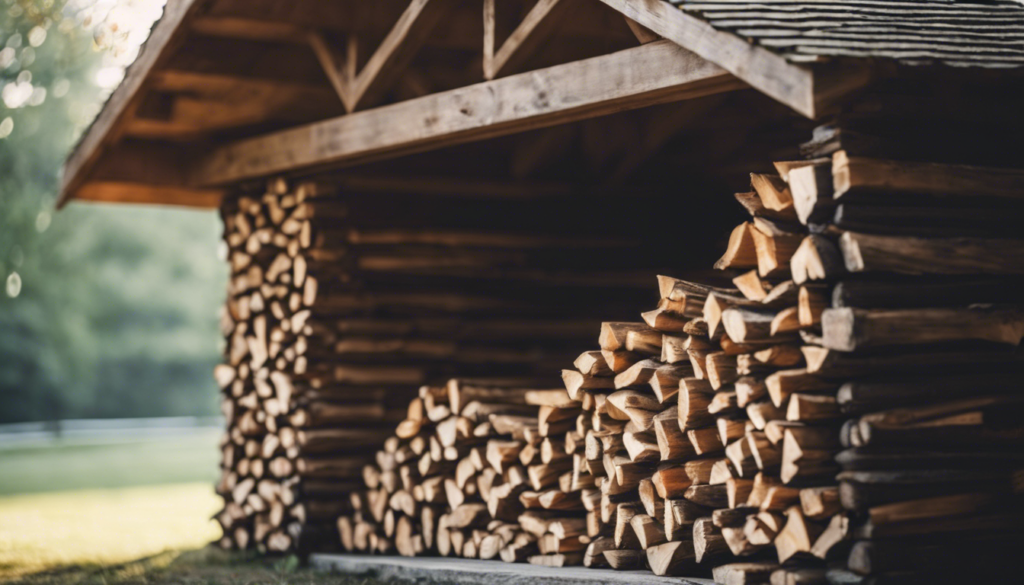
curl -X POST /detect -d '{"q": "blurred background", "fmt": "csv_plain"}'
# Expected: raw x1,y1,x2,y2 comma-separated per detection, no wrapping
1,0,228,579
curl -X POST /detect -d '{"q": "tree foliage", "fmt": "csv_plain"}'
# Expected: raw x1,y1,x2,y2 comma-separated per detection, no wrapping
0,0,227,422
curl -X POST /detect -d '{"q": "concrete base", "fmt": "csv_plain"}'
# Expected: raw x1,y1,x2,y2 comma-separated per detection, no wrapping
310,553,717,585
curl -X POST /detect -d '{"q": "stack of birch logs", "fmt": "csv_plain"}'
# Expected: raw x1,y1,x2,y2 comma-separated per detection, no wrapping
331,140,1024,583
212,179,673,553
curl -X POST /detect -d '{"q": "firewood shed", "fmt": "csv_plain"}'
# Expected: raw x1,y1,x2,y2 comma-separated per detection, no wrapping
61,1,1024,583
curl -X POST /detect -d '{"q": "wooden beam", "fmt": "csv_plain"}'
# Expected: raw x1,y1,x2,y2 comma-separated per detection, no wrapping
351,0,459,111
309,0,459,112
76,181,225,208
58,0,205,208
190,40,743,187
484,0,576,81
623,16,659,45
308,31,356,110
594,0,870,118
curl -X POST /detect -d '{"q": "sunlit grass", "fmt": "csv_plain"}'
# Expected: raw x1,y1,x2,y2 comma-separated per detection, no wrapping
0,483,222,579
0,430,220,496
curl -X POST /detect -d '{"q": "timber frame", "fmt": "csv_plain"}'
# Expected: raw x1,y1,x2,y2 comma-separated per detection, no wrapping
57,0,892,209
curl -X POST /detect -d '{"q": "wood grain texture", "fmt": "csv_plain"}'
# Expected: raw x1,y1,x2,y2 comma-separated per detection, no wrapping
193,40,740,186
596,0,825,117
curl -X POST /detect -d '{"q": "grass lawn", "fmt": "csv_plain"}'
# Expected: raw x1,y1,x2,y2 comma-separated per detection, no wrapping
7,546,380,585
0,482,222,580
0,430,221,496
0,430,384,585
0,431,223,581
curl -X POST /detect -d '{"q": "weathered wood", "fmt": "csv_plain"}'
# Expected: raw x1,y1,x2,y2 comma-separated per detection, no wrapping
833,151,1024,201
484,0,576,80
714,223,758,271
623,16,660,44
821,307,1024,352
790,236,844,285
595,0,858,118
802,344,1024,378
840,231,1024,276
310,0,459,112
712,562,781,585
831,278,1022,309
646,540,696,576
194,41,738,186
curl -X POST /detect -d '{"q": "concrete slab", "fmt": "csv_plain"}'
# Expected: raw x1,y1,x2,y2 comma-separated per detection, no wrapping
310,553,718,585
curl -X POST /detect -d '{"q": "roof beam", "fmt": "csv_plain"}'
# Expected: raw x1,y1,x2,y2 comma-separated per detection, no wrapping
190,40,744,187
309,0,460,113
483,0,576,80
593,0,868,118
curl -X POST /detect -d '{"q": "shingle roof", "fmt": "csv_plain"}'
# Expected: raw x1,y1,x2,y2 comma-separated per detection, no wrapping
669,0,1024,68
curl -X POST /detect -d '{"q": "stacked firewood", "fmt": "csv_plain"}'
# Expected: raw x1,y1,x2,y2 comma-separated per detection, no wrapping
212,180,377,554
558,291,733,576
328,144,1024,583
336,378,595,565
693,165,847,584
784,145,1024,584
219,131,1024,581
702,142,1024,584
211,178,677,553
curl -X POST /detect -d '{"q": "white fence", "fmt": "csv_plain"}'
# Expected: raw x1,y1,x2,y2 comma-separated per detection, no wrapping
0,416,224,447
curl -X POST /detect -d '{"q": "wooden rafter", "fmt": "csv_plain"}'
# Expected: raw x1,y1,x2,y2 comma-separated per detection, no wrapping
623,16,659,45
308,0,459,113
190,40,743,187
595,0,870,118
483,0,577,81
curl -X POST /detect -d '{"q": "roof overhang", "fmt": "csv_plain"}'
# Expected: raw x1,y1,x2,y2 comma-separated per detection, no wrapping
59,0,877,208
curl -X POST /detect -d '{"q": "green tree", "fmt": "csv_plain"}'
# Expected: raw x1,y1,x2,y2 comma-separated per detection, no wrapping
0,0,227,423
